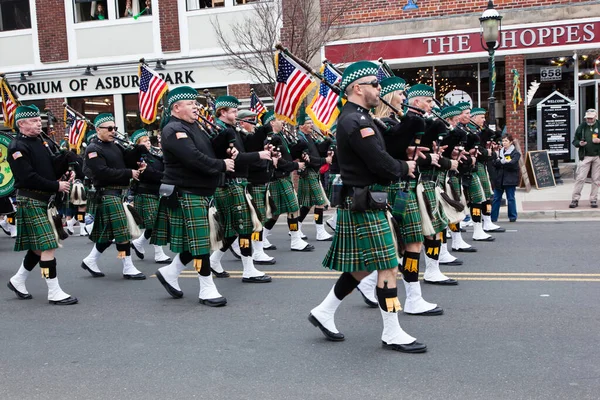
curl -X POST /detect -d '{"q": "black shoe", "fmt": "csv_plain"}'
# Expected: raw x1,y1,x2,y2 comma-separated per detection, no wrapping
254,258,276,265
80,261,105,278
242,275,272,283
123,273,146,280
154,258,172,265
592,201,598,208
484,227,506,233
406,306,444,316
199,296,227,307
439,259,463,266
569,200,578,208
424,278,459,286
131,243,145,260
308,313,345,341
473,236,495,242
317,237,333,242
356,287,378,308
382,340,427,353
453,247,477,253
291,243,314,252
66,227,74,235
7,281,32,300
263,244,277,250
509,219,517,222
156,270,183,299
49,296,78,305
229,247,241,260
210,268,230,278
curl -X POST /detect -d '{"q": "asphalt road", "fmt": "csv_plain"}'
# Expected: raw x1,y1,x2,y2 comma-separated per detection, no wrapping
0,221,599,400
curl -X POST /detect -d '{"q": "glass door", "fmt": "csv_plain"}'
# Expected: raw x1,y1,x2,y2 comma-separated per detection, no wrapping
578,80,599,121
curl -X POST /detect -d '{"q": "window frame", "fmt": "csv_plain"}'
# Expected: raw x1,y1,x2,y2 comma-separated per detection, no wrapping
72,0,153,25
0,0,32,34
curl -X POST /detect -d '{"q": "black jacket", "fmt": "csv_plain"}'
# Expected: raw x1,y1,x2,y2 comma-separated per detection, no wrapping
84,139,144,188
212,120,261,179
493,148,520,187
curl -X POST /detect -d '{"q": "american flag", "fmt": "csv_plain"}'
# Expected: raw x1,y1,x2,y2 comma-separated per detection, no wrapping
249,91,266,119
64,107,87,151
376,65,391,82
0,79,18,129
274,52,315,125
138,63,168,124
307,64,342,131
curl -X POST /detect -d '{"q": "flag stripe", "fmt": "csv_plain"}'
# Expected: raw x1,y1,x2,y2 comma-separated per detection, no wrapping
139,64,168,124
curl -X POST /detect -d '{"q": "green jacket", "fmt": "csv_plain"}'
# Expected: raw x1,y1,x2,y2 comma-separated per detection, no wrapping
573,121,600,160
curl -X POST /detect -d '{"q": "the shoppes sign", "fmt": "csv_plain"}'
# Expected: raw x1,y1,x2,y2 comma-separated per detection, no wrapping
325,20,600,63
9,69,196,99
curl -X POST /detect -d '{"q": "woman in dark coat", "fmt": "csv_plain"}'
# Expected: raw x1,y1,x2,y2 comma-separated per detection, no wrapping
491,133,520,222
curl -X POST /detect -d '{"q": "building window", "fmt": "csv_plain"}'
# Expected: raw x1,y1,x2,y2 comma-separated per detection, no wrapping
186,0,224,10
122,93,162,135
68,96,114,125
74,0,109,23
117,0,150,18
0,0,31,32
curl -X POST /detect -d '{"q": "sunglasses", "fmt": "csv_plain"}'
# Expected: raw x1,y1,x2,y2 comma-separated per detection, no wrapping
355,79,380,88
100,126,118,132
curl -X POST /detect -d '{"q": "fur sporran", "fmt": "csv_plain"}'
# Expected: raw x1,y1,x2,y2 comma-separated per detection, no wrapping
244,189,264,233
70,180,87,206
208,205,224,251
415,183,435,236
47,205,68,244
123,203,142,238
435,186,466,225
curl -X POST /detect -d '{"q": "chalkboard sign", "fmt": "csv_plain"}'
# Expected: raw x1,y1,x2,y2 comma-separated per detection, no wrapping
526,150,556,189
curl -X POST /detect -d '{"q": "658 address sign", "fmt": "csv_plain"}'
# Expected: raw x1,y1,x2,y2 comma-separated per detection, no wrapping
540,66,562,82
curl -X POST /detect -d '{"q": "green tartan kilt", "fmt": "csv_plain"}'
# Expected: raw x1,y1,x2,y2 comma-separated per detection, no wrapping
395,181,424,245
436,170,446,189
214,184,254,237
134,193,159,229
86,187,98,217
464,174,486,204
475,162,493,199
151,193,211,256
90,195,130,243
327,173,341,201
422,180,448,234
447,175,465,203
269,176,299,215
323,197,398,273
14,196,58,252
250,183,268,225
297,169,328,207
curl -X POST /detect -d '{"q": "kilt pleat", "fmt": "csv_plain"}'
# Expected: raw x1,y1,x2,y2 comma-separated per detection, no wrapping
297,169,328,207
269,176,299,215
90,195,130,243
151,193,211,256
249,183,267,224
134,193,159,229
86,187,98,217
474,162,493,199
214,184,254,237
464,174,486,204
14,196,58,252
394,181,423,245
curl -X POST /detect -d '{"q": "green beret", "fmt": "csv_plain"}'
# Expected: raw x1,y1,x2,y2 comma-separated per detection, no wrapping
470,107,486,116
296,107,310,126
131,129,149,144
406,84,435,100
85,130,97,145
440,106,461,119
167,86,198,109
456,101,471,111
215,95,241,110
261,110,275,125
340,61,379,93
432,106,441,115
380,77,406,97
14,104,40,123
238,110,257,119
94,113,114,127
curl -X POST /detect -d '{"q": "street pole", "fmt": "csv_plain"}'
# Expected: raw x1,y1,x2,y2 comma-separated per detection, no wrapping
488,47,496,131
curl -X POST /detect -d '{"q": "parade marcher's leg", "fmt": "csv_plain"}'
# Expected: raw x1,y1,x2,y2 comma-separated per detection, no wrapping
209,236,236,278
66,216,76,236
229,236,242,259
401,250,443,315
131,229,150,259
40,251,77,305
7,249,40,299
325,212,337,232
309,272,365,341
289,213,314,251
505,187,517,222
252,230,275,265
156,252,187,298
196,253,227,307
438,227,463,266
356,271,378,307
240,234,272,283
483,200,505,233
152,232,172,264
314,206,333,241
471,204,494,241
449,223,476,252
118,243,146,280
81,242,111,277
290,208,308,240
423,235,458,285
377,268,427,353
262,215,278,250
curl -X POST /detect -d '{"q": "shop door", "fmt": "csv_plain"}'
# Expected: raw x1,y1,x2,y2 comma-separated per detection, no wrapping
578,80,600,121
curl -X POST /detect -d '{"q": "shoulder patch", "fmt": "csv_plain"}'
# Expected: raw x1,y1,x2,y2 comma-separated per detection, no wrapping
12,151,22,160
88,152,98,159
360,127,375,138
176,132,188,139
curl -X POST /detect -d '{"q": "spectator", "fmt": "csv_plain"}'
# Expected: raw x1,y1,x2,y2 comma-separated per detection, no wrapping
123,0,134,17
491,133,520,222
569,108,600,209
145,0,152,15
92,3,107,20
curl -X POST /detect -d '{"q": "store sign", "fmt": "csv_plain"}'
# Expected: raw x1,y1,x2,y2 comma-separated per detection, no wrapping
540,66,562,82
536,91,576,161
325,19,600,63
9,69,197,100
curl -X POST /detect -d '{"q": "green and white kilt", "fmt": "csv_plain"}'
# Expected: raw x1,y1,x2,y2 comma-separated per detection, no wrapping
297,169,328,207
134,193,159,229
14,196,58,252
151,193,211,256
90,194,130,244
448,174,464,203
323,185,398,272
474,162,493,199
249,183,268,224
394,181,424,245
464,174,486,204
269,175,299,215
214,184,254,238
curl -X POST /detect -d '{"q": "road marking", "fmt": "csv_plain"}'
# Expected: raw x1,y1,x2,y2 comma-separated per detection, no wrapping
177,271,600,277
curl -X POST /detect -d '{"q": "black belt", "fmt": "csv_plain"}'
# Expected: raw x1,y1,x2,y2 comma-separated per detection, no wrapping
136,185,159,195
419,174,437,181
99,189,123,197
17,189,52,203
224,177,247,185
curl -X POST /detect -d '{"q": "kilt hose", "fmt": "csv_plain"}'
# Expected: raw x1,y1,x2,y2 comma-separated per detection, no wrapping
134,193,159,229
463,174,486,204
214,184,255,238
90,194,130,244
14,196,58,252
249,183,268,225
297,169,328,207
323,185,397,273
394,181,424,245
151,193,211,256
269,175,299,215
474,162,493,199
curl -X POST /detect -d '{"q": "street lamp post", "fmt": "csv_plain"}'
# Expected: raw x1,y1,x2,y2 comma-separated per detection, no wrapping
479,0,502,131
